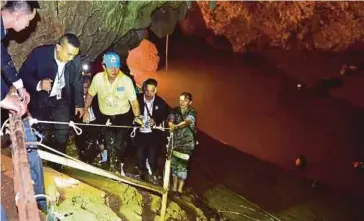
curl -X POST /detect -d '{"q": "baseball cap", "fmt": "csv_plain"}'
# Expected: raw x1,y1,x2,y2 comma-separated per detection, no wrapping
103,52,121,68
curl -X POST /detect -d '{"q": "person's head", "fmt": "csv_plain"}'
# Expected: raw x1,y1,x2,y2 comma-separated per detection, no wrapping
102,52,121,79
179,92,192,110
142,78,158,101
83,76,91,96
55,33,80,62
1,1,40,32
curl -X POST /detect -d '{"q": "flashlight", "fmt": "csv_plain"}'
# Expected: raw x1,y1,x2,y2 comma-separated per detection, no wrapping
82,64,89,71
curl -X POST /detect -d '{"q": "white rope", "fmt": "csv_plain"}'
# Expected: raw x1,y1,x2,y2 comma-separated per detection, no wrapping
0,118,10,136
105,119,112,127
130,127,137,138
28,117,170,134
31,128,43,143
68,121,82,135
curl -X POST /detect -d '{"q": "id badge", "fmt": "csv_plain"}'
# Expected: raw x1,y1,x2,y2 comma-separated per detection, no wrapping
56,89,62,100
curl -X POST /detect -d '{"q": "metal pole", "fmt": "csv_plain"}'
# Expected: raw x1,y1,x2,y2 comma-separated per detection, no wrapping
9,117,41,221
165,34,169,70
160,132,174,220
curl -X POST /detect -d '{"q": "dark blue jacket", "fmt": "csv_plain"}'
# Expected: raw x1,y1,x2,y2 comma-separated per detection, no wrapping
1,16,20,100
19,45,84,108
137,93,169,127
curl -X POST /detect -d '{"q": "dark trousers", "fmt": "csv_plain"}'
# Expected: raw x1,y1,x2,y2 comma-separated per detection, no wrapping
74,120,101,163
101,111,132,165
30,97,70,169
31,97,70,148
136,132,160,175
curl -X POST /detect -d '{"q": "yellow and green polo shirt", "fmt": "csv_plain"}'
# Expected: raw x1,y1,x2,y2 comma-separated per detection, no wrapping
88,71,136,116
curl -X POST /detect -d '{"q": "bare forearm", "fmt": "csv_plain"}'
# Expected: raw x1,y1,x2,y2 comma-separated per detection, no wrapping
130,99,141,117
84,94,94,109
176,120,191,129
169,120,190,129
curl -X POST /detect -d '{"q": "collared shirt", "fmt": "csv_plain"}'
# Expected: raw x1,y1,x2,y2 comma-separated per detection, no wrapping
88,71,136,116
50,51,67,97
140,96,154,133
36,50,67,97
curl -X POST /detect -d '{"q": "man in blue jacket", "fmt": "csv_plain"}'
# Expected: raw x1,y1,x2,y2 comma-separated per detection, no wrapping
20,33,84,169
1,1,45,215
1,1,39,110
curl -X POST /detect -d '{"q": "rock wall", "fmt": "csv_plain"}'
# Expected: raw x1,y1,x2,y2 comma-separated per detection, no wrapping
180,1,364,52
7,1,186,68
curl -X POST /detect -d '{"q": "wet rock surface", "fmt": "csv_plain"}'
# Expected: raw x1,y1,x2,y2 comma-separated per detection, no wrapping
180,1,364,52
7,1,186,67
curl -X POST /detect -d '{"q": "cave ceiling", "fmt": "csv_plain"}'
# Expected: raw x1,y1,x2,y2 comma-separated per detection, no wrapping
7,1,364,69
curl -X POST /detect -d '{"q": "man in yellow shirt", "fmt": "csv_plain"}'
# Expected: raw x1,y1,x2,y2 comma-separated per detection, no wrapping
83,52,143,172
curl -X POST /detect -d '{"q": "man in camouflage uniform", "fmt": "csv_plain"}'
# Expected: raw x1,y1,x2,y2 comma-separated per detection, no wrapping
167,92,196,197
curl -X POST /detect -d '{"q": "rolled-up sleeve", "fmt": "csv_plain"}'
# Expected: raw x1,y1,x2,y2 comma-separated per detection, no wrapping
185,114,196,128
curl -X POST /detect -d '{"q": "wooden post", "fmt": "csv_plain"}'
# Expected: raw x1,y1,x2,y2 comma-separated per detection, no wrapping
165,34,169,70
9,117,41,221
160,132,174,220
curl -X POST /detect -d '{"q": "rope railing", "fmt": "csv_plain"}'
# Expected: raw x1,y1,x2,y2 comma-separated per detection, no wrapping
2,116,175,221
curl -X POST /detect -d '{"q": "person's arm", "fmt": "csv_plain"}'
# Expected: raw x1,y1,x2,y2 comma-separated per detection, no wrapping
170,110,196,131
130,99,144,126
126,77,143,125
1,79,9,101
175,119,192,129
130,99,141,118
84,93,94,110
82,93,95,123
1,41,23,88
83,76,98,122
19,49,40,94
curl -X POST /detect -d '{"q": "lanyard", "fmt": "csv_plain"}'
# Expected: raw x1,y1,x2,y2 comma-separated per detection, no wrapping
144,100,153,117
56,65,66,84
